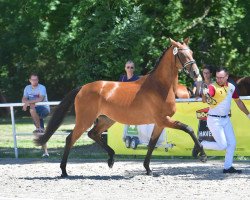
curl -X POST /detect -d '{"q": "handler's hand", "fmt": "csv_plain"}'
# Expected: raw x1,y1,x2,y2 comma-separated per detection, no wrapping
247,113,250,119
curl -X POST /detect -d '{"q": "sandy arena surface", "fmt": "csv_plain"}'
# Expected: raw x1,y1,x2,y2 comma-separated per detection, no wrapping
0,158,250,200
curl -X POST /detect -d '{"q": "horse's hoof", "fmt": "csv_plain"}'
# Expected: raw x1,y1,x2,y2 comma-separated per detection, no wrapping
108,158,114,168
61,171,68,178
199,154,207,163
146,170,152,176
61,172,68,177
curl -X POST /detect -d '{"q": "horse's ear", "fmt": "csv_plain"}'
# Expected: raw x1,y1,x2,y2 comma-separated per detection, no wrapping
169,38,180,47
183,37,190,45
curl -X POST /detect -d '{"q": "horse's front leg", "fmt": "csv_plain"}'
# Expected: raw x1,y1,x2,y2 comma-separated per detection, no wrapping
144,125,164,175
165,116,207,162
180,122,207,162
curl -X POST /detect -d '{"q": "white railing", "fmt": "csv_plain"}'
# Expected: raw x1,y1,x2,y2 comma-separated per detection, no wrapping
0,101,60,158
0,96,249,158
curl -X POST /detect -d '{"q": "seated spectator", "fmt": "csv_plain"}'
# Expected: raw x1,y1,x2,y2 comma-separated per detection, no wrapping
22,73,50,158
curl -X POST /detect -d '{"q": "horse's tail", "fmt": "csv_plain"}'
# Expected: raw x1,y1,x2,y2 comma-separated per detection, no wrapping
34,86,82,146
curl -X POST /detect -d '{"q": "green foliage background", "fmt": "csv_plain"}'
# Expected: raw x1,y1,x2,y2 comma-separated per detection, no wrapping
1,0,249,101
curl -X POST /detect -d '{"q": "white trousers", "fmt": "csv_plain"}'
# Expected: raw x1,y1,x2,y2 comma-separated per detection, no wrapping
201,116,236,169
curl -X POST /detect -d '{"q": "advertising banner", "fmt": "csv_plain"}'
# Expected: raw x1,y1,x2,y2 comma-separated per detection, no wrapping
196,107,215,142
108,99,250,157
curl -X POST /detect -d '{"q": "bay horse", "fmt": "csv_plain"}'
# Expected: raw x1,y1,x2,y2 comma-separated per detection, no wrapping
176,83,193,98
236,76,250,96
229,75,250,96
35,38,207,177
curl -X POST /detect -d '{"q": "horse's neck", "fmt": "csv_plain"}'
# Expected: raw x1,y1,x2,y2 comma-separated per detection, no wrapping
152,50,178,92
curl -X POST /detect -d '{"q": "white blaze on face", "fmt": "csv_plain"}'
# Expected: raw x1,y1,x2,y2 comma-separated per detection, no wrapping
195,67,200,77
190,63,200,78
106,82,119,101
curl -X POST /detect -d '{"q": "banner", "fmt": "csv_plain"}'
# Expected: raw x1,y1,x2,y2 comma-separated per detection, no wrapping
108,99,250,157
196,107,215,142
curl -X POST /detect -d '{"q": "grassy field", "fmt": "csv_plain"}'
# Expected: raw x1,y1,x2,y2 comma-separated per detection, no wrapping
2,113,248,161
0,115,106,159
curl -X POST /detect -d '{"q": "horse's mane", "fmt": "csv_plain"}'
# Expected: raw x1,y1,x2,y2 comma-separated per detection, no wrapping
147,46,171,75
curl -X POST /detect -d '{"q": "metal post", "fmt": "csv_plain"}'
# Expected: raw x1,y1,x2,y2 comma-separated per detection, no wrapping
10,106,18,158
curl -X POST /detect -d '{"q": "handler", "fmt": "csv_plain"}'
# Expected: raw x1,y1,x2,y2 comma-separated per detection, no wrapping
194,67,250,173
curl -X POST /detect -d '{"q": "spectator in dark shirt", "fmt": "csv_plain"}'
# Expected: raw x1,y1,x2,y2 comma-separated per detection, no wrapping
119,60,139,82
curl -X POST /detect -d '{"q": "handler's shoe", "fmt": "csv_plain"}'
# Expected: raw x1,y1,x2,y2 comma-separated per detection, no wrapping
223,167,242,174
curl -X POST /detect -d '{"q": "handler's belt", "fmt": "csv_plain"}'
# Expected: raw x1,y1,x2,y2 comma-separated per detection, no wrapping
208,114,227,118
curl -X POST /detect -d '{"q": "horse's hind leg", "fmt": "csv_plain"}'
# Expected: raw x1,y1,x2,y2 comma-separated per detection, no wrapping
60,101,98,177
60,123,91,177
88,115,115,168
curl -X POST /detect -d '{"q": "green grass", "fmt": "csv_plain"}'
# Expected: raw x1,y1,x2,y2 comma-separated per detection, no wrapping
0,115,106,158
1,115,249,161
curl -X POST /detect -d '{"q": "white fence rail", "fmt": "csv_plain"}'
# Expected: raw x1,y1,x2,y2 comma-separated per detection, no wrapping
1,96,250,158
0,101,60,158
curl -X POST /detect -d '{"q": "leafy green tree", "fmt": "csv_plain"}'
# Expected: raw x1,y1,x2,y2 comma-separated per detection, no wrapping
0,0,249,102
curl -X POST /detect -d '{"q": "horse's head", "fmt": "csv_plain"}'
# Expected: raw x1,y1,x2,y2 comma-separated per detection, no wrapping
170,38,200,79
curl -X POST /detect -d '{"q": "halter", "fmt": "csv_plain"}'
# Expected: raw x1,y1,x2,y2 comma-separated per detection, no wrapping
174,47,197,77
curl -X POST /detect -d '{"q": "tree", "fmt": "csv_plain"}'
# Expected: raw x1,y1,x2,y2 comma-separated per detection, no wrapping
0,0,249,102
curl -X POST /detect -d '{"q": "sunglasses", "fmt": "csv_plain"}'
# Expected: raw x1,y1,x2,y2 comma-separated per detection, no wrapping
216,76,226,79
126,66,134,69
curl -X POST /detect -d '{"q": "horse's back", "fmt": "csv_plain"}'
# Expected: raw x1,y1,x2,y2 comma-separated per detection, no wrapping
77,80,151,123
176,84,191,99
78,80,142,105
237,76,250,96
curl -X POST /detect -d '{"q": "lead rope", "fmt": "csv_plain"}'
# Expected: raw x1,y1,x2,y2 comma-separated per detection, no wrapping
202,84,217,105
